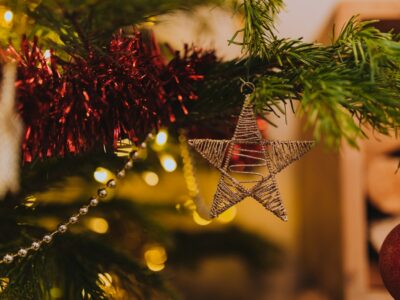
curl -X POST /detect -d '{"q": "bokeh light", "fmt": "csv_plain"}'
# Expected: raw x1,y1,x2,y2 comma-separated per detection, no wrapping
160,154,177,172
142,171,159,186
87,217,109,234
50,287,62,299
192,211,212,226
3,10,13,23
44,49,51,59
155,130,168,146
144,245,167,272
94,167,113,184
217,207,237,223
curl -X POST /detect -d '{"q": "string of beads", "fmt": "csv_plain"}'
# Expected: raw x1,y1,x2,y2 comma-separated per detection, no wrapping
0,136,152,264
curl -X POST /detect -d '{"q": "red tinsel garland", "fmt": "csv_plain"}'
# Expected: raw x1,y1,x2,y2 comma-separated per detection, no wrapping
5,32,216,162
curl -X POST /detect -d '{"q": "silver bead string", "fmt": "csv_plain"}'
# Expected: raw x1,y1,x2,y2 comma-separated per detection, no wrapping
0,138,151,265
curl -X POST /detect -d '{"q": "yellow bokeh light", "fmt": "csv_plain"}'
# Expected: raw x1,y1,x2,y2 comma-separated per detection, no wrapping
142,171,159,186
145,245,167,265
50,287,62,298
146,262,165,272
155,130,168,146
94,167,113,184
144,245,167,272
217,207,237,223
160,154,177,172
3,10,13,23
192,211,211,226
87,217,109,234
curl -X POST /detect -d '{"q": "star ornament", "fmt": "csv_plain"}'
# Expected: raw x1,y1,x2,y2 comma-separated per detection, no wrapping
188,98,314,221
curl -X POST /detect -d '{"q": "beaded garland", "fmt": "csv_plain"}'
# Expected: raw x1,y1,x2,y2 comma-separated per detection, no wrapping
0,137,151,264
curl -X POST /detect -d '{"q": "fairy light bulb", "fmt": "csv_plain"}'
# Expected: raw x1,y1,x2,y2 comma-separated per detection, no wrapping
142,171,159,186
44,49,51,60
160,154,177,172
3,10,13,24
86,217,109,234
144,245,167,272
155,130,168,146
192,211,211,226
93,167,113,184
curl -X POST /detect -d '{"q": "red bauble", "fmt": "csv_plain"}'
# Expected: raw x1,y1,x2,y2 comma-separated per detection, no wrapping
379,224,400,299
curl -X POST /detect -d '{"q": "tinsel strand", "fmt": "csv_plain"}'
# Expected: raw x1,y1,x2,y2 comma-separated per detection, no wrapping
5,32,216,162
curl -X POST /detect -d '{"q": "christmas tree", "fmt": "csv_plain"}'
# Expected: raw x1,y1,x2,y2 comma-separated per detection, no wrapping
0,0,399,299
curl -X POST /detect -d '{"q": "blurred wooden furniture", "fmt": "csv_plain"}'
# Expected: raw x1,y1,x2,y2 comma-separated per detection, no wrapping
299,1,400,300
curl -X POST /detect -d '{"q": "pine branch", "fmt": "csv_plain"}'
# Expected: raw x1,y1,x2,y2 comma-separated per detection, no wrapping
190,17,400,147
230,0,284,59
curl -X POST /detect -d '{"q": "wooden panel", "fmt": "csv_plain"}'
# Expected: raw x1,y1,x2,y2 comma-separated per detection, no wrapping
317,0,400,43
297,142,343,300
312,2,400,299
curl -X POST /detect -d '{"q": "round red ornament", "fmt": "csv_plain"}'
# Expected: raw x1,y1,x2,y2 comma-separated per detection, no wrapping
379,224,400,299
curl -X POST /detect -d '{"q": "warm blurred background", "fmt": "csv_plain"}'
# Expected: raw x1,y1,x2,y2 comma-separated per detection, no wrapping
152,1,400,299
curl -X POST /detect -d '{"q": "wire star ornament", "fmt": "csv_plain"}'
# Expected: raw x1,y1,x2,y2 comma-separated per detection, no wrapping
188,96,314,221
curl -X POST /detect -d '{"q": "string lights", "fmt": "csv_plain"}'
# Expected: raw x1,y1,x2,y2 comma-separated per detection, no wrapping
3,10,12,24
144,244,167,272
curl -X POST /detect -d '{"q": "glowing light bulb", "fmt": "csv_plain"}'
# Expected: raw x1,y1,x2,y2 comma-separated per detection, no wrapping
147,263,165,272
217,207,237,223
144,245,167,272
87,217,109,234
160,154,177,172
192,211,212,226
3,10,13,23
155,130,168,146
44,49,51,60
94,167,113,184
142,171,159,186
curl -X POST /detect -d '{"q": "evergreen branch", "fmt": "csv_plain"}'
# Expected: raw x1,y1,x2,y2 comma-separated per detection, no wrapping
231,0,284,58
190,17,400,147
335,16,400,79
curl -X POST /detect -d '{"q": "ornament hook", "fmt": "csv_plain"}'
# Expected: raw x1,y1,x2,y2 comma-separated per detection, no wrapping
240,81,255,95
